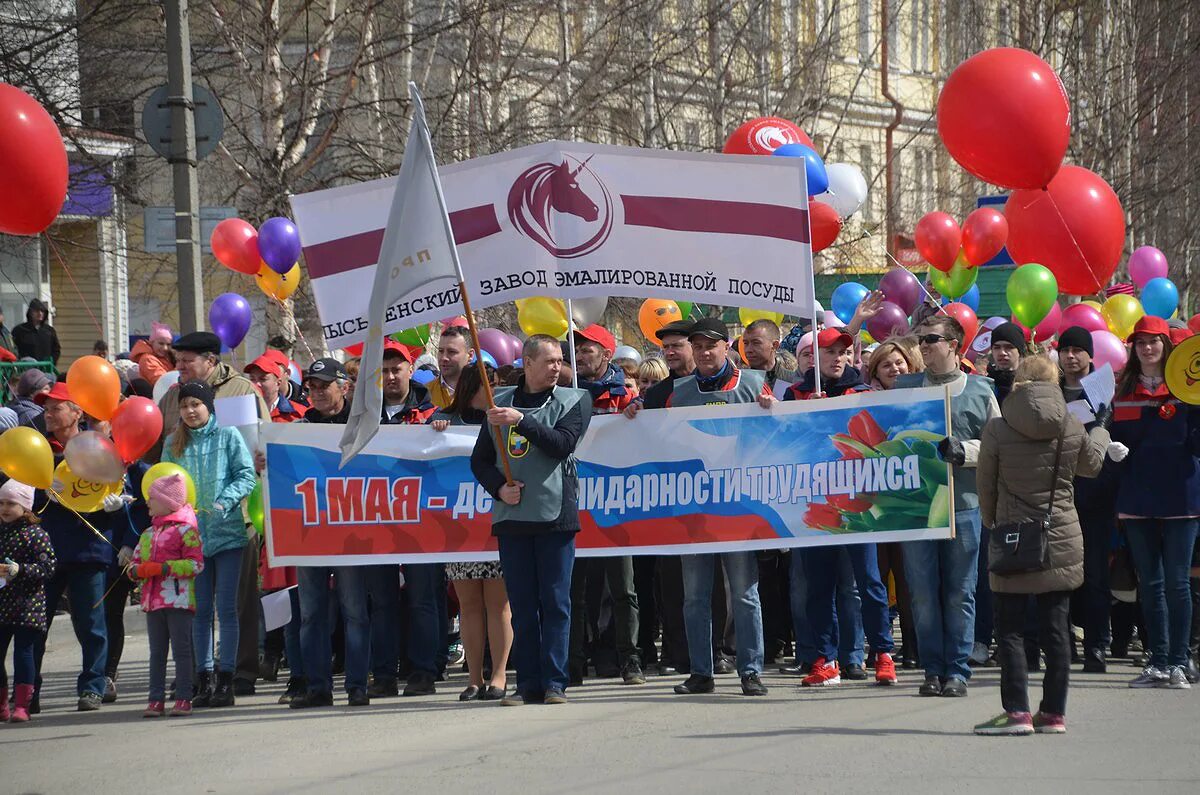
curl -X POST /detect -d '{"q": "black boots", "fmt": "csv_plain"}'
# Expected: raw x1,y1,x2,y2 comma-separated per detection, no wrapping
192,671,213,707
209,671,236,707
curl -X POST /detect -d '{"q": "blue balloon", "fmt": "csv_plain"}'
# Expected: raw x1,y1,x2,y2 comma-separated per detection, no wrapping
772,143,829,195
411,368,436,385
942,283,980,313
831,281,870,324
468,350,498,369
1140,277,1179,319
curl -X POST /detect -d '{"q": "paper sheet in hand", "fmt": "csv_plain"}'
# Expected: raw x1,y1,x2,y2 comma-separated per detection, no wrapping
1067,400,1096,424
215,395,259,427
772,380,793,400
1081,364,1115,410
261,586,295,631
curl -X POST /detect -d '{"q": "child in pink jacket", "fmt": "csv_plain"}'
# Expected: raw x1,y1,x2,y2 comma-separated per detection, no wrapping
129,474,204,717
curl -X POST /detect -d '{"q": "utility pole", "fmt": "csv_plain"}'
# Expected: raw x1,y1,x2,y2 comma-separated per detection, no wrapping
165,0,204,331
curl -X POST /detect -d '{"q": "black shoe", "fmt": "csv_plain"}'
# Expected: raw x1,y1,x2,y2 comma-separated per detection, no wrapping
844,663,868,681
233,678,255,696
279,677,307,705
367,678,399,698
259,654,280,683
77,691,103,711
544,688,568,705
348,688,370,707
192,671,213,708
209,671,236,707
741,672,768,696
1110,642,1129,659
403,672,437,697
479,685,506,701
1082,648,1107,674
940,677,968,697
29,693,40,714
674,674,715,694
621,660,646,685
289,690,334,709
459,685,481,701
1185,658,1200,685
901,656,919,670
918,676,943,697
102,676,117,704
713,657,735,675
778,662,812,676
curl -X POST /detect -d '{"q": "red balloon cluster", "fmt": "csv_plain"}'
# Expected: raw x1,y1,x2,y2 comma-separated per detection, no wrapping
915,207,1008,272
723,117,814,156
0,83,69,236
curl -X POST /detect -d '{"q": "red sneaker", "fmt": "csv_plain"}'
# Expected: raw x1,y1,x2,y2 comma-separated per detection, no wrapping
801,658,841,687
143,701,165,718
1033,711,1066,734
874,652,897,685
170,699,193,717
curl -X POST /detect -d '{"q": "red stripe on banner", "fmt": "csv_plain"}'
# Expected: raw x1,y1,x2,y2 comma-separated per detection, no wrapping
302,204,501,279
621,195,810,244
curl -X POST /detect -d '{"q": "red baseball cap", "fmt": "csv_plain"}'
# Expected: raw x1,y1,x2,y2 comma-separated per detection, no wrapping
816,328,853,349
244,353,287,378
1169,327,1193,346
34,381,72,406
574,323,616,354
1127,315,1171,344
383,340,416,364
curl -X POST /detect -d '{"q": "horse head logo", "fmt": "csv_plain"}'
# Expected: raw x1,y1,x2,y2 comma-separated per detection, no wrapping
753,124,804,153
507,155,613,258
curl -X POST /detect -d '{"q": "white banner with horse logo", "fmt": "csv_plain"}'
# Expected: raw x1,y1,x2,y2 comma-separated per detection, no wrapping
290,141,814,347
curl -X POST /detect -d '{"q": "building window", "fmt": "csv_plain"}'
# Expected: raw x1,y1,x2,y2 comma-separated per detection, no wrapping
857,0,871,60
911,0,930,71
859,143,875,222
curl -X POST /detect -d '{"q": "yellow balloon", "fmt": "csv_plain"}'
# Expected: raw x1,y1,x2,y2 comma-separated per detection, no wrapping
141,462,197,506
1165,335,1200,406
517,296,569,338
1101,294,1144,340
256,262,302,301
738,308,784,326
54,460,122,513
0,427,54,490
1081,300,1103,312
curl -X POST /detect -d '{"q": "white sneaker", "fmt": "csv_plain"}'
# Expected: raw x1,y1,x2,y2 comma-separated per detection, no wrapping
1130,666,1169,688
968,642,990,666
1162,665,1192,690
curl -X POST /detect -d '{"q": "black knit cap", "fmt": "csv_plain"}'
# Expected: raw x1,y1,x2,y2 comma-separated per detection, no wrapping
1057,326,1094,357
989,322,1027,351
178,381,216,414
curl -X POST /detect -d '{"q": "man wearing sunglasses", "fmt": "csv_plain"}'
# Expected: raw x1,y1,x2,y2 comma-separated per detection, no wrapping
894,316,1000,699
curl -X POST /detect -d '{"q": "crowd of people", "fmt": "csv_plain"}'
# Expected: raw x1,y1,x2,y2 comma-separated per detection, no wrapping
0,291,1197,736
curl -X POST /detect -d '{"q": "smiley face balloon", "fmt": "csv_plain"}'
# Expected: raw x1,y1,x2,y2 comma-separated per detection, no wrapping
1165,334,1200,405
638,299,682,344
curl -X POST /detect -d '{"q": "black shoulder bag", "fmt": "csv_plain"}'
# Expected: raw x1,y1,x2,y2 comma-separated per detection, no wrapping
988,424,1065,575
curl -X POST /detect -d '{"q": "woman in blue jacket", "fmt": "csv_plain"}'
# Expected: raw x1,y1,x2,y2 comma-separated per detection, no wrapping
163,381,255,708
1110,316,1200,690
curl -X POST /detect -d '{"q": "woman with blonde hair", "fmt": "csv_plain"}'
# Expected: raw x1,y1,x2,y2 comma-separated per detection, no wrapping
866,338,924,390
636,357,669,393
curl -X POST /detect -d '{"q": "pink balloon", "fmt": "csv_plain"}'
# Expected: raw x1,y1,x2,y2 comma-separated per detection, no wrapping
1058,303,1107,335
1012,303,1062,344
1091,330,1128,372
1127,246,1168,288
477,328,517,367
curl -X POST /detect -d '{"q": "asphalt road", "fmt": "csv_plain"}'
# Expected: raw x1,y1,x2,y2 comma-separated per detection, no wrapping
4,607,1198,794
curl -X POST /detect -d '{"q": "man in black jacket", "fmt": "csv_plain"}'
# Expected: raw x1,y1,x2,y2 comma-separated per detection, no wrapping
12,299,61,366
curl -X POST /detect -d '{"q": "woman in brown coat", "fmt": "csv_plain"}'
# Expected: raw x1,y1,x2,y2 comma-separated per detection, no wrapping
973,355,1109,736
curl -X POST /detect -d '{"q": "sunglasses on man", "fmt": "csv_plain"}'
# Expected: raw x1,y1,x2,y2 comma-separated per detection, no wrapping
917,334,951,346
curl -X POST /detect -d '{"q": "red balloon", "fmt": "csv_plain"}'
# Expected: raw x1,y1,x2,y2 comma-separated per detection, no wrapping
942,302,979,351
1013,302,1063,343
961,207,1008,267
1005,165,1126,296
723,117,814,156
211,218,262,275
808,201,842,253
1188,314,1200,335
0,83,69,235
937,48,1070,189
111,397,164,465
915,212,962,273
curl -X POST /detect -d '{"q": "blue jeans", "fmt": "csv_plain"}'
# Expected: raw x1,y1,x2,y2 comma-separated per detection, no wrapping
1124,518,1200,668
297,566,370,694
34,564,108,698
903,508,981,681
681,552,764,677
806,544,893,662
0,625,39,686
194,547,244,674
790,551,863,665
497,532,575,696
404,563,445,678
975,526,994,646
365,565,400,682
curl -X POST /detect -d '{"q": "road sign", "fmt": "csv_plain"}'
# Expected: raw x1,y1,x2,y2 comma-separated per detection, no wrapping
143,206,238,254
141,83,224,161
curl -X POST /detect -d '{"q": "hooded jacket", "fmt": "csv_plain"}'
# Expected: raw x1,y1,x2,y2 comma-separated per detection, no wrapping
11,299,61,365
0,515,56,630
129,339,174,386
131,505,205,611
977,381,1109,594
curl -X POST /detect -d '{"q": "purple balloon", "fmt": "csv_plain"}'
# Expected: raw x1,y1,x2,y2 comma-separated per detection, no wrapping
879,268,922,315
1127,246,1168,288
258,217,302,274
209,292,253,349
865,301,910,342
477,328,516,367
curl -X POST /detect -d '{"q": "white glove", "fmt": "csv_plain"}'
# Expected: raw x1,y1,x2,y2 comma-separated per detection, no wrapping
117,546,134,567
102,493,126,513
1107,441,1129,462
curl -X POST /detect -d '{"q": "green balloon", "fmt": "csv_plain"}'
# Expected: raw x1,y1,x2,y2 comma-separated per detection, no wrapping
1006,263,1059,329
247,480,265,535
391,324,431,346
676,301,693,319
928,259,978,300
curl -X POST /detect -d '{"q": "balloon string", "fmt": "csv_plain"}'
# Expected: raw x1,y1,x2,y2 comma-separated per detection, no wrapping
859,226,949,317
42,233,106,336
40,488,122,551
272,296,318,363
1043,191,1101,295
94,563,134,610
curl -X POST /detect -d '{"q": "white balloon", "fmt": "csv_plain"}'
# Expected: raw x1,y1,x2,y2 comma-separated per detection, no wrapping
613,345,642,364
570,296,608,327
817,163,868,218
152,370,181,405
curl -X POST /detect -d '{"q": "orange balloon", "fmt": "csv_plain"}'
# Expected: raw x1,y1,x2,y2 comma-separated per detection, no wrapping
66,355,121,420
255,261,301,301
638,299,682,345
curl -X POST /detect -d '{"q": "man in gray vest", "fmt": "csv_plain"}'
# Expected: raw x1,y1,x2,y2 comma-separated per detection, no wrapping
643,317,772,696
895,314,1000,698
470,334,593,705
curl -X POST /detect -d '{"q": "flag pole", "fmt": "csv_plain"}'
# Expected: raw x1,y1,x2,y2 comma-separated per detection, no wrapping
565,299,579,388
410,82,513,485
801,166,822,396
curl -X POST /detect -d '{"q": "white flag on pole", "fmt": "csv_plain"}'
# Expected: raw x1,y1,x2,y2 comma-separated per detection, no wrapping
339,84,460,465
